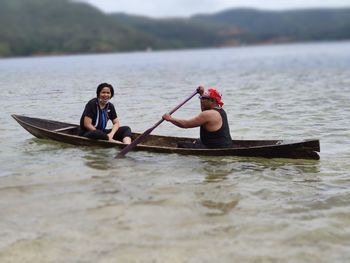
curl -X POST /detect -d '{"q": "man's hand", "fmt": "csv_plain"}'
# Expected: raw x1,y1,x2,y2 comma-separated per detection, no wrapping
197,86,205,96
162,113,172,121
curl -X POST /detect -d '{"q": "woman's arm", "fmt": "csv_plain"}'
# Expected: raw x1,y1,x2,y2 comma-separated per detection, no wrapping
107,118,120,141
83,116,96,131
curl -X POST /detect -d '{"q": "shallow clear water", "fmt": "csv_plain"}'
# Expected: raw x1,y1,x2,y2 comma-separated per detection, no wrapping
0,42,350,262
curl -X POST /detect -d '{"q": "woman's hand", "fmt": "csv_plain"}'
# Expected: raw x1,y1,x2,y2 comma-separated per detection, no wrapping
107,132,114,141
107,132,122,143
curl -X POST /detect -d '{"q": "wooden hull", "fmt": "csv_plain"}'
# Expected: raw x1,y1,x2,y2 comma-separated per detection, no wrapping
12,114,320,160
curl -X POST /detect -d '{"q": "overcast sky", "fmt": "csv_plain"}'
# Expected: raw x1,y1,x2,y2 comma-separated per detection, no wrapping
80,0,350,17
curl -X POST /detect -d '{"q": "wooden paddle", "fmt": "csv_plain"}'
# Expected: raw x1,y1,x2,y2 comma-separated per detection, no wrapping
116,88,199,158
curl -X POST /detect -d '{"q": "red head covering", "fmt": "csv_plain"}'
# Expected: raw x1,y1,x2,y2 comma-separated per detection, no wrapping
202,88,224,107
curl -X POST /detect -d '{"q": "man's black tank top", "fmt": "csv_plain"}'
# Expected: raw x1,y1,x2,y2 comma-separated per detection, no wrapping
200,108,232,148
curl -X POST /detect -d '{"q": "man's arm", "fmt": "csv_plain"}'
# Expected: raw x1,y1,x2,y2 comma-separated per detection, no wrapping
162,111,210,129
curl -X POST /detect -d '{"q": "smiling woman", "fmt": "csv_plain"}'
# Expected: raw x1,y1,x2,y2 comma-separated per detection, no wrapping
79,83,132,144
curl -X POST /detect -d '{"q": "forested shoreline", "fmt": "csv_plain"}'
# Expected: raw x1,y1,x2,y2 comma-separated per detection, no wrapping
1,0,349,57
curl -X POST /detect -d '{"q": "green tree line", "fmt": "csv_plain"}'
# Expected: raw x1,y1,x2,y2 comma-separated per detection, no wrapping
0,0,349,57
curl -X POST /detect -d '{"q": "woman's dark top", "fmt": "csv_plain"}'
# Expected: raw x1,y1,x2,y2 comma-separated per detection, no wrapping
200,108,232,148
79,98,117,133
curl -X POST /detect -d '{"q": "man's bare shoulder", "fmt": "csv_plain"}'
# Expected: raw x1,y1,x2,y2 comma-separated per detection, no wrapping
199,109,221,119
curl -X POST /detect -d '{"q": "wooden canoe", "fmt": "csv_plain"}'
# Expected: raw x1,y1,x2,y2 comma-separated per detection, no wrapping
12,114,320,160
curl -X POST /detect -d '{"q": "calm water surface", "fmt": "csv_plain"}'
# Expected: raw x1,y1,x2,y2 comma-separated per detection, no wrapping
0,42,350,262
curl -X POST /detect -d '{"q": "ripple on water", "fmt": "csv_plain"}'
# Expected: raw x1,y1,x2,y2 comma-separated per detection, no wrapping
1,42,350,262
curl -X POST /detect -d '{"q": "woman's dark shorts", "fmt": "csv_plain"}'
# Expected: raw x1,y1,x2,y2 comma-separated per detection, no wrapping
80,126,132,141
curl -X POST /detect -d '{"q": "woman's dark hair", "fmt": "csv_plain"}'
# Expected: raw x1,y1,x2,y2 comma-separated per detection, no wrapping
96,83,114,98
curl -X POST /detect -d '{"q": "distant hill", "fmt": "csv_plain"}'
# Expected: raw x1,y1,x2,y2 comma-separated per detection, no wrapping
0,0,350,57
192,8,350,44
0,0,157,56
110,13,235,49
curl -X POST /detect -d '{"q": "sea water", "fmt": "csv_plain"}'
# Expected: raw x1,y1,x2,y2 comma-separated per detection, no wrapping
0,41,349,262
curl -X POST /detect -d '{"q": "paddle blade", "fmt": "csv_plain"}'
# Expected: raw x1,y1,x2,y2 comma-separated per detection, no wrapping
116,128,153,158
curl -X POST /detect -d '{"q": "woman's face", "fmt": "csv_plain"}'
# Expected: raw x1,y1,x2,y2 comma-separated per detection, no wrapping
98,87,112,103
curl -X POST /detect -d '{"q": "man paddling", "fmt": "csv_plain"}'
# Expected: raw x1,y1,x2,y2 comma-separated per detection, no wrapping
162,86,232,148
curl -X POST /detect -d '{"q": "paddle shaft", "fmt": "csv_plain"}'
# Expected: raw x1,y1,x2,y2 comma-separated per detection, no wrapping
116,89,199,158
